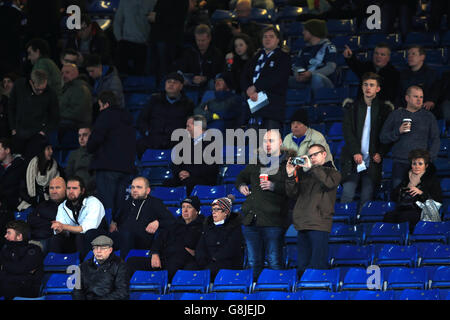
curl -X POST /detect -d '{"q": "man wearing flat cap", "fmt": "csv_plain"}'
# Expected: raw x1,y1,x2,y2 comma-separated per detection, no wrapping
289,19,338,95
136,71,195,158
72,235,130,300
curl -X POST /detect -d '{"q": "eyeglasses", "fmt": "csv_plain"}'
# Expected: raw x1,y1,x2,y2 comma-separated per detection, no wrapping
307,151,324,158
211,207,224,212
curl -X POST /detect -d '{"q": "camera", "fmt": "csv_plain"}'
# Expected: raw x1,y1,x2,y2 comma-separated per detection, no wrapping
290,157,306,166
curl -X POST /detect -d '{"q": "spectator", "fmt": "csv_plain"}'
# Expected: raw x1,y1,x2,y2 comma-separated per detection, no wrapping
286,0,331,18
340,72,393,209
241,25,291,131
282,108,334,165
60,48,83,69
0,73,19,139
87,90,136,217
176,24,224,89
126,196,204,280
285,144,341,276
27,177,66,255
148,0,190,83
194,73,246,131
72,235,130,300
342,42,400,103
113,177,175,260
0,220,44,300
384,149,443,233
84,54,125,110
8,70,59,160
226,33,256,94
18,142,62,210
26,38,62,97
289,19,338,95
195,195,244,278
0,138,26,246
113,0,156,76
65,127,95,194
66,14,112,65
397,45,440,111
166,115,220,195
136,72,195,157
49,176,107,260
184,0,211,46
235,129,295,279
380,85,440,189
231,0,264,45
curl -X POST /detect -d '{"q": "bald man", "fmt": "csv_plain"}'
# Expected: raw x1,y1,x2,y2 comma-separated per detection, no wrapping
28,177,66,255
114,176,175,260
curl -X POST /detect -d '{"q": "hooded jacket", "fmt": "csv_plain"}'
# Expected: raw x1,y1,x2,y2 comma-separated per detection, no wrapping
27,199,60,240
91,65,125,108
286,161,341,233
60,78,92,128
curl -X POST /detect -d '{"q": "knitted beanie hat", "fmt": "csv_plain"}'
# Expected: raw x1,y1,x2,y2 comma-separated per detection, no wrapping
290,108,309,126
211,195,235,213
303,19,328,39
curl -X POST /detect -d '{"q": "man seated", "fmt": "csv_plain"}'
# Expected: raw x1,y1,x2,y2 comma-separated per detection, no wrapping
28,177,67,255
49,176,107,260
0,220,44,300
66,127,95,193
136,72,195,158
72,235,129,300
166,115,220,195
112,177,175,260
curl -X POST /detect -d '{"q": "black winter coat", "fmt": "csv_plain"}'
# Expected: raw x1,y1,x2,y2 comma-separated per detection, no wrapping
27,199,60,240
87,106,136,174
176,44,225,82
72,254,130,300
0,155,26,212
150,0,189,45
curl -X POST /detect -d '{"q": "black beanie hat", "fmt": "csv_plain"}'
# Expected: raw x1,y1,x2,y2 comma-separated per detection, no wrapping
303,19,328,39
290,108,309,127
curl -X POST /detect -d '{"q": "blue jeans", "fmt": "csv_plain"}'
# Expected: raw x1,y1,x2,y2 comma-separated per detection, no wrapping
341,171,375,210
392,161,411,190
95,171,132,216
242,225,285,279
297,230,330,275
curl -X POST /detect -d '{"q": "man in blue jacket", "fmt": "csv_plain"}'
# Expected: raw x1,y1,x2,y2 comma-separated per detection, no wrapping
87,90,136,221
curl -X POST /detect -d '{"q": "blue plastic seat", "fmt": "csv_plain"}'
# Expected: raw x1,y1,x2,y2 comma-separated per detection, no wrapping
330,245,373,267
403,32,439,48
211,269,253,293
315,105,345,124
282,21,303,37
329,223,363,245
429,266,450,289
314,87,349,106
331,35,360,51
360,33,402,50
249,7,273,23
44,252,80,272
350,290,394,300
397,289,440,300
130,270,168,294
150,186,187,206
170,270,211,293
215,292,259,300
441,178,450,197
301,290,349,300
125,93,151,110
275,5,303,22
326,19,355,35
433,158,450,177
329,140,346,161
190,184,227,203
439,139,450,158
176,292,217,300
409,221,450,244
327,122,343,141
221,165,246,184
417,243,450,266
253,269,297,292
385,267,428,290
44,294,72,300
140,149,171,167
373,244,417,267
130,292,174,300
144,167,173,186
257,291,302,300
125,249,151,262
42,273,74,295
87,0,119,15
333,202,358,224
297,269,340,291
358,201,396,223
122,75,156,93
168,206,182,217
14,207,33,222
365,222,409,245
286,88,312,106
211,9,236,24
200,205,212,217
342,69,360,86
340,267,383,291
222,145,252,164
381,158,393,179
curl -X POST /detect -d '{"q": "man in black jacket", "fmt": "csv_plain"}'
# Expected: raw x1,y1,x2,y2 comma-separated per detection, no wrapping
136,72,195,158
0,220,44,299
343,42,400,103
87,90,136,218
72,235,129,300
241,25,291,130
113,177,175,260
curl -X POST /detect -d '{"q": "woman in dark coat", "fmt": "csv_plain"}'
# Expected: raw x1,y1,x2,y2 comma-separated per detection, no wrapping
195,196,244,278
384,149,443,233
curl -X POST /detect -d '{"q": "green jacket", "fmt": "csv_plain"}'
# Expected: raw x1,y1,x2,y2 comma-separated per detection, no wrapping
59,79,92,128
235,148,297,227
33,57,62,97
65,147,95,192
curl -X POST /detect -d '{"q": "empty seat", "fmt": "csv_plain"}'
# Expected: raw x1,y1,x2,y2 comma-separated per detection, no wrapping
340,267,383,291
365,222,409,245
403,32,439,48
358,201,396,223
122,76,156,93
397,289,440,300
221,165,246,184
190,184,227,203
329,223,363,245
200,205,212,217
373,244,417,267
143,167,173,186
44,294,72,300
315,105,345,123
286,88,312,106
211,269,253,293
297,268,340,291
429,266,450,289
330,245,373,267
333,202,358,224
168,206,182,217
417,243,450,266
257,291,302,300
125,93,152,110
150,186,187,206
125,249,151,262
326,19,355,35
275,5,303,22
254,269,297,292
169,270,211,293
314,87,349,106
177,292,217,300
140,149,171,167
384,267,428,290
360,33,402,50
44,252,80,272
130,292,174,300
301,290,349,300
14,207,33,222
409,221,450,244
216,292,259,300
350,290,394,300
331,35,360,51
129,270,168,294
441,178,450,197
42,273,74,295
327,122,344,141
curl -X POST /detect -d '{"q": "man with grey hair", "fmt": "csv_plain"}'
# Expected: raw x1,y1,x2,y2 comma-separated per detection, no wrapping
8,69,59,160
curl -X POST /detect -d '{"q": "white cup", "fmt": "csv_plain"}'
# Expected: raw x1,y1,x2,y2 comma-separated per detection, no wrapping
402,118,412,132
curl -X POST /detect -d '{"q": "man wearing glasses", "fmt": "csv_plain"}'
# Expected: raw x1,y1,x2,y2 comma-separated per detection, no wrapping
72,235,129,300
286,144,341,277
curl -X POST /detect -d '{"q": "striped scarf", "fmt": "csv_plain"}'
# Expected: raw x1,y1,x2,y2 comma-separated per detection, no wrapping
252,49,276,83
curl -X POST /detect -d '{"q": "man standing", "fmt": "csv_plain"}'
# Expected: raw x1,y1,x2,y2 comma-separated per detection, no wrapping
72,235,129,300
87,90,136,216
49,176,106,260
0,220,44,299
380,85,440,188
113,177,175,260
286,144,341,276
340,73,393,209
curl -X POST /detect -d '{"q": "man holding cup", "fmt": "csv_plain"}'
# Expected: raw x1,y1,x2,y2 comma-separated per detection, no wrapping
380,85,440,188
